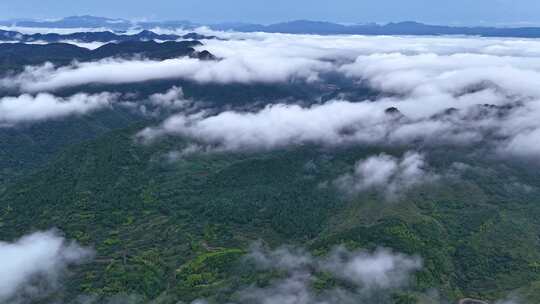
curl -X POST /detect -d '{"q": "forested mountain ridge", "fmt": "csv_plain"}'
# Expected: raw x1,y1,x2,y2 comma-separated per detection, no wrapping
3,121,540,303
0,40,214,71
0,29,217,43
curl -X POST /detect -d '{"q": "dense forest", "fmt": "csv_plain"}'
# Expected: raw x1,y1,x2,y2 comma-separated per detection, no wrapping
1,30,540,304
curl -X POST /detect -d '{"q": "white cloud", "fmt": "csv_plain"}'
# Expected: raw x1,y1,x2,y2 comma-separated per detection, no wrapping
0,92,116,127
11,33,540,91
95,34,536,158
502,128,540,158
196,241,515,304
0,230,93,303
1,40,107,50
245,242,313,271
333,152,436,198
3,33,540,158
6,32,540,92
1,54,331,92
137,98,500,151
236,244,421,304
323,247,422,290
57,40,107,50
149,86,188,109
137,100,388,149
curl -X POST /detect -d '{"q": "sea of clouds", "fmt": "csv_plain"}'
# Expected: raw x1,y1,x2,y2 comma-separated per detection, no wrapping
2,30,539,199
134,33,540,160
1,32,539,159
1,32,534,158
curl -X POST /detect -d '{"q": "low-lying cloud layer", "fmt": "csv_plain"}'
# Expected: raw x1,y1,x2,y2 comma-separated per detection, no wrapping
73,34,527,158
0,230,93,303
0,92,116,127
137,95,535,158
2,33,540,158
6,33,540,92
1,55,330,92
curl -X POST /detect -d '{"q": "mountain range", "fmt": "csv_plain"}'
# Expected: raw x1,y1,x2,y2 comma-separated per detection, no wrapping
0,39,216,75
5,15,540,37
0,28,217,43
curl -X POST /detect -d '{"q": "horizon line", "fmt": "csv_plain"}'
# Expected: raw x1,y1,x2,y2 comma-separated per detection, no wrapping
3,15,540,29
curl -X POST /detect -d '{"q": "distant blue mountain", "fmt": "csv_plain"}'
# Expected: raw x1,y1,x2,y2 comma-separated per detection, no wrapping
0,15,133,31
4,16,540,38
219,20,540,38
0,16,197,32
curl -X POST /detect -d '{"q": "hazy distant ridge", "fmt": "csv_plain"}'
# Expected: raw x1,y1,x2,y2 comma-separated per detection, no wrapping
5,15,540,37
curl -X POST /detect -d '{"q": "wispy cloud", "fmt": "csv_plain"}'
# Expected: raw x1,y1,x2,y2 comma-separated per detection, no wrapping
333,151,437,199
0,92,117,127
0,230,93,303
230,243,422,304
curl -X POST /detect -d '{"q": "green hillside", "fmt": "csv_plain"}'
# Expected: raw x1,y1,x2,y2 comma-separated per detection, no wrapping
2,121,540,303
2,35,540,304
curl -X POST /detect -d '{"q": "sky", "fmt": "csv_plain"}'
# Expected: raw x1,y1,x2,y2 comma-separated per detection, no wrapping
1,0,540,26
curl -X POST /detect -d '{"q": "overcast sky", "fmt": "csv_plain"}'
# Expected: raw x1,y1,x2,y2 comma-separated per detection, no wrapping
1,0,540,26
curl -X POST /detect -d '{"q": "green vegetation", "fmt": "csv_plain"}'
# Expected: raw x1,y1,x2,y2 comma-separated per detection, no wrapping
2,119,540,303
0,40,203,71
0,46,538,302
